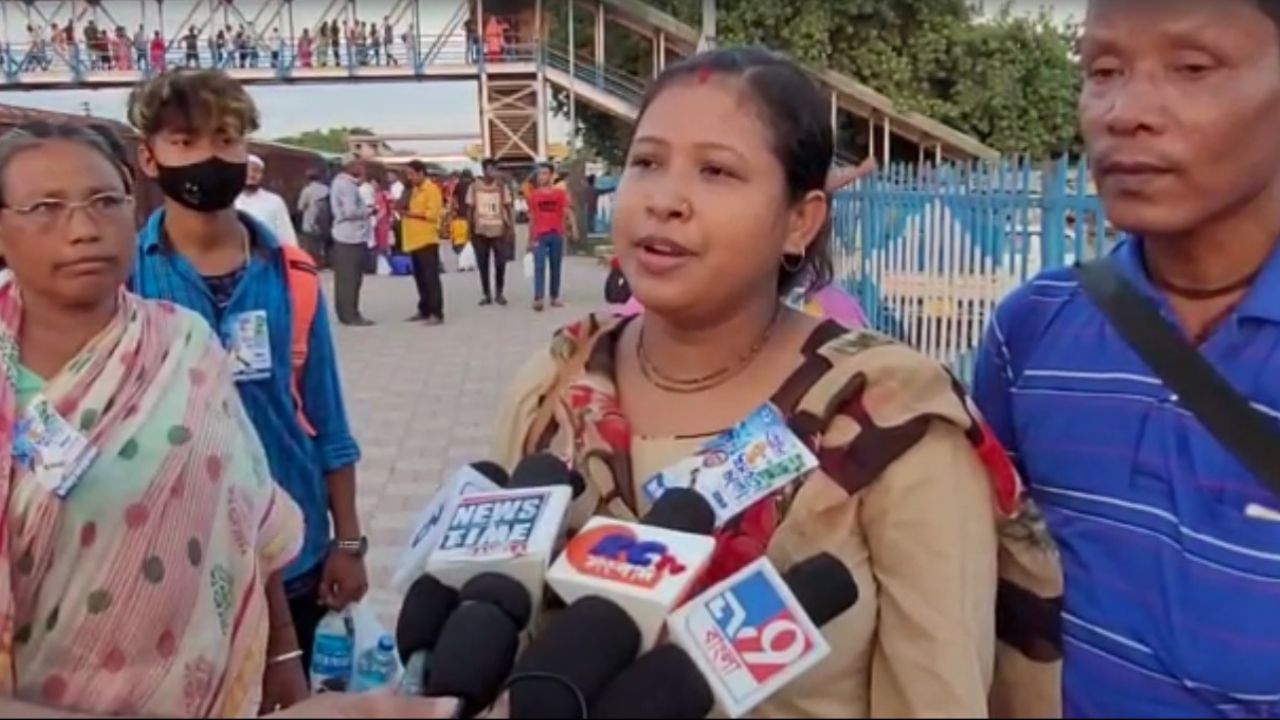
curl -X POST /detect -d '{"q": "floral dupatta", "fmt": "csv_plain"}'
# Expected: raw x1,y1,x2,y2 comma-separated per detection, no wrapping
0,276,301,717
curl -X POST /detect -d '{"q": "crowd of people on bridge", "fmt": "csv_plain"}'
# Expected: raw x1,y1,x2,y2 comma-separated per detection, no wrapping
6,12,516,74
4,0,1280,718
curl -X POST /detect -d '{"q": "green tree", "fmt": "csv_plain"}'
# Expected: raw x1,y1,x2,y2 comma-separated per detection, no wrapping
548,0,1080,163
273,126,376,154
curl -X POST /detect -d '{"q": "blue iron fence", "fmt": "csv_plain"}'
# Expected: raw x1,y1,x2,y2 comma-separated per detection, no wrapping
832,156,1107,379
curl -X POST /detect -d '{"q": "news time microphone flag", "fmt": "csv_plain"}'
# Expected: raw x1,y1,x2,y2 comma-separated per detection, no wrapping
391,463,506,592
544,488,717,649
426,573,533,717
664,552,859,718
425,455,573,603
394,574,460,695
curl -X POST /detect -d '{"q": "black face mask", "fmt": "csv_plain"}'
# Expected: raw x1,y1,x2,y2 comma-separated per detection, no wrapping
154,156,247,212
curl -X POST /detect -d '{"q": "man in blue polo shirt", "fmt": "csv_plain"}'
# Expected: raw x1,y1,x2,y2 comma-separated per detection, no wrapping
973,0,1280,716
125,69,367,699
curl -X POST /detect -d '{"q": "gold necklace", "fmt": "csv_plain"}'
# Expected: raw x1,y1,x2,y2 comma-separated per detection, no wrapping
637,306,782,394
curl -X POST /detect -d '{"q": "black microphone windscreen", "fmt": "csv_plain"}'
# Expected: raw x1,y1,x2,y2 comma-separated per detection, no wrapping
641,488,715,535
459,572,533,630
470,460,510,487
509,596,641,719
588,644,715,719
783,552,859,627
426,603,521,715
509,452,573,492
566,469,587,499
394,574,460,663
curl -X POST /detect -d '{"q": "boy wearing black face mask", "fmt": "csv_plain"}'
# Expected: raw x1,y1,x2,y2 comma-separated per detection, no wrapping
127,70,368,695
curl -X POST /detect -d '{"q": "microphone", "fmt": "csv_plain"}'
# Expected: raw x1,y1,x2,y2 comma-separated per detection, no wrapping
425,572,533,717
507,595,642,719
508,451,586,498
660,552,859,718
587,644,716,719
393,574,460,695
544,488,717,648
471,460,511,487
391,462,506,592
425,453,575,604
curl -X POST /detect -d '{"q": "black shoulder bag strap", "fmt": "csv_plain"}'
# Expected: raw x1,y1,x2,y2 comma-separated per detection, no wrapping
1073,259,1280,496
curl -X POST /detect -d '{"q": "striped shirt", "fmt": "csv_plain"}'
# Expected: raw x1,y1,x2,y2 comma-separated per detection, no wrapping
131,210,361,582
973,237,1280,718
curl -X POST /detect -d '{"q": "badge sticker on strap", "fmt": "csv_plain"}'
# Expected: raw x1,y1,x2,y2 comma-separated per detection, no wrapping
228,310,272,382
643,404,818,527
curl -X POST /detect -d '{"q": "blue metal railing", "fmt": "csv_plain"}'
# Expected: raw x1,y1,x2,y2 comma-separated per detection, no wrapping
0,33,496,82
0,35,654,114
830,156,1106,377
541,45,647,106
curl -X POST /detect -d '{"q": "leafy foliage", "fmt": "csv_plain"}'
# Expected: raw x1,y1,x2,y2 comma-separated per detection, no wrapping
548,0,1081,165
273,126,376,154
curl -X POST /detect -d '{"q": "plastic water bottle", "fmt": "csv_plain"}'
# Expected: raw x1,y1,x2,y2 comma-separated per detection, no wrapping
309,612,355,693
352,634,399,693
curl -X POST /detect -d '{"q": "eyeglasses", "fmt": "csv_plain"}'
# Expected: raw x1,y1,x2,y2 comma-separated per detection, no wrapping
1,192,134,228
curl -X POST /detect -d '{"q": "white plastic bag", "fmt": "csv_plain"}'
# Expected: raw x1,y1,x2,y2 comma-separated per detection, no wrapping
457,242,477,272
523,252,534,280
376,253,392,276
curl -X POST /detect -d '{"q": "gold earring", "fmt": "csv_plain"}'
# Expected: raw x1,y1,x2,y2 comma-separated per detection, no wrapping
781,252,805,273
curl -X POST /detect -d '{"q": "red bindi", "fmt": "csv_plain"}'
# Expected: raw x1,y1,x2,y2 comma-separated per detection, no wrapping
696,66,713,84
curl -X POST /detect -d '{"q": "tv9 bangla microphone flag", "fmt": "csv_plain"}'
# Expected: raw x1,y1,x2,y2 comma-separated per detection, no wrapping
425,573,534,717
589,552,858,719
393,574,460,696
425,453,575,607
544,488,717,649
390,462,507,593
662,552,859,718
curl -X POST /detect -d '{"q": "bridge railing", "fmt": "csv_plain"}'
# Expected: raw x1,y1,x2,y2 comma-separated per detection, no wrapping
0,35,632,83
541,45,648,107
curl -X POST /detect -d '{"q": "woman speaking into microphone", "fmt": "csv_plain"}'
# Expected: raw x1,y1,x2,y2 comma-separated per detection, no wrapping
494,48,1061,718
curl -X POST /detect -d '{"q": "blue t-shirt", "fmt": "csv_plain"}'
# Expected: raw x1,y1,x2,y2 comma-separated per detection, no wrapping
973,237,1280,717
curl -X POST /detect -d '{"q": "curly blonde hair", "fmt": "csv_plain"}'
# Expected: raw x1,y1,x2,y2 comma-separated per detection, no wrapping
127,69,260,138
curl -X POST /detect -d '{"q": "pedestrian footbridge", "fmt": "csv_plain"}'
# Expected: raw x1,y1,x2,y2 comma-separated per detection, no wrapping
0,0,997,165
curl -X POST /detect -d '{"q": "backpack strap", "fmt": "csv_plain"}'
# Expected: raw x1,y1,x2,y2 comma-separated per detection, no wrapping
280,244,319,437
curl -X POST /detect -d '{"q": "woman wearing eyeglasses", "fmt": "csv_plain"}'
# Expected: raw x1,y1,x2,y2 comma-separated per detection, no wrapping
0,123,461,719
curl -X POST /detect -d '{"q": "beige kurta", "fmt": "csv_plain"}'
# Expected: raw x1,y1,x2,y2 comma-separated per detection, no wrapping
493,315,1062,718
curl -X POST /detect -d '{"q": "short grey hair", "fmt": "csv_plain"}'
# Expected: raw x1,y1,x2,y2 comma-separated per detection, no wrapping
0,121,133,207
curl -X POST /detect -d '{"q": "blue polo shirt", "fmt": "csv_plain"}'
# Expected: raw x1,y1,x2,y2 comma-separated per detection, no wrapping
973,237,1280,717
131,210,361,583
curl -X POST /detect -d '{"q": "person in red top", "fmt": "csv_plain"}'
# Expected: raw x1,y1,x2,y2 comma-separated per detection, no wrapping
527,163,575,311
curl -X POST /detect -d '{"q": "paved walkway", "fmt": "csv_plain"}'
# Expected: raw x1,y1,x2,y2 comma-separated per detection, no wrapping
325,248,608,620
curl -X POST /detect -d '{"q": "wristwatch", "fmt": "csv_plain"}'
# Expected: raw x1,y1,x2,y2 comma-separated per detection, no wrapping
331,536,369,559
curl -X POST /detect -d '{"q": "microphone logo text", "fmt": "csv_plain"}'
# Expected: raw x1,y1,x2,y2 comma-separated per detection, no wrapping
438,494,547,554
698,568,814,693
565,524,688,589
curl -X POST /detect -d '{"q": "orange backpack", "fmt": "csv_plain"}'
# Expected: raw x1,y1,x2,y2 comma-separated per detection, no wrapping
280,244,319,437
